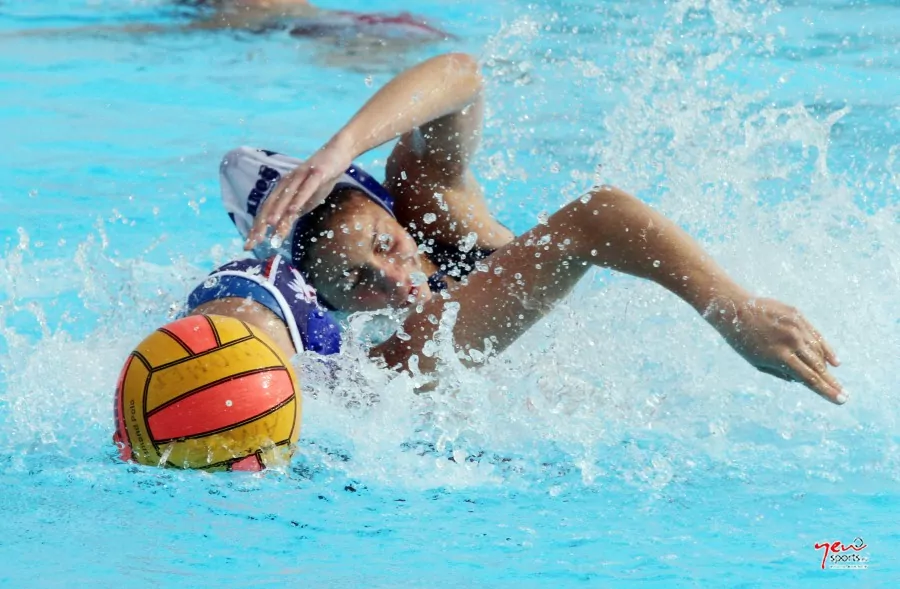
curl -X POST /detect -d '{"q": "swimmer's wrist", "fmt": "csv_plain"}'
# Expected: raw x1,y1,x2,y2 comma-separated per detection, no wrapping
327,129,361,160
651,258,741,315
694,284,752,329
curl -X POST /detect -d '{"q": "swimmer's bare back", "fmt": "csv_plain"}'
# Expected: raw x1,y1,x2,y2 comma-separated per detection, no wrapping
184,0,320,32
189,297,297,357
12,0,450,46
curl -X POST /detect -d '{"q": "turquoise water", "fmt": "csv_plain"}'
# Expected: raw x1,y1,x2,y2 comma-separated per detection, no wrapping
1,0,899,586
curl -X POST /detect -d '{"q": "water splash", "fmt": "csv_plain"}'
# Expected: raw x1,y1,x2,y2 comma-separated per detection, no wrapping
1,0,898,497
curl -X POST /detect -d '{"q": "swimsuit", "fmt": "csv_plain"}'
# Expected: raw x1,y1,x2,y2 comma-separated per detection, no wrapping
184,254,341,355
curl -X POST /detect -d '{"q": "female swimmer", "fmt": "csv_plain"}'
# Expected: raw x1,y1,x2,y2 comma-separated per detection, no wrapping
20,0,451,42
189,53,845,405
180,0,450,40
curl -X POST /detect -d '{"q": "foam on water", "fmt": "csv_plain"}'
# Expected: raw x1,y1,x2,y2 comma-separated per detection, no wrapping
1,0,898,496
0,0,899,583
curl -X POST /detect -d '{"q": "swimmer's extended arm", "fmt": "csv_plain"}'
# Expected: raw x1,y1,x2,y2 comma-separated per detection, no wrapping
374,186,845,405
246,53,504,249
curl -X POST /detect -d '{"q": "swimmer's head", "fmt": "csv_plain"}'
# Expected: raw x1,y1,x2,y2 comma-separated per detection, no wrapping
293,188,432,312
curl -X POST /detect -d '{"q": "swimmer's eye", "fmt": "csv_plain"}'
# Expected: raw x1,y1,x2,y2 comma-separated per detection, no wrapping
343,266,374,292
375,232,394,253
343,268,362,292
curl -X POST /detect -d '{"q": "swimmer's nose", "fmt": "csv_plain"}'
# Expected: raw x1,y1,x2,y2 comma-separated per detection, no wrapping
375,257,414,292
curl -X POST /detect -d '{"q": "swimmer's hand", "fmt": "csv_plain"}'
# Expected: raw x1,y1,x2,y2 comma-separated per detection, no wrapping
708,295,844,405
245,141,352,250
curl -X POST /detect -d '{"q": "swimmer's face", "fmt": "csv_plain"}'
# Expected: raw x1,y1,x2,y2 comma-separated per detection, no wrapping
306,194,432,312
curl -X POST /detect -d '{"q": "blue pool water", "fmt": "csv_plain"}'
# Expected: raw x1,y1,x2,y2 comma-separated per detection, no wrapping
1,0,899,586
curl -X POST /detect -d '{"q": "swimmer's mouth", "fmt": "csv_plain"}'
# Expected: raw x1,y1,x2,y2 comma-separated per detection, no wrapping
407,285,420,302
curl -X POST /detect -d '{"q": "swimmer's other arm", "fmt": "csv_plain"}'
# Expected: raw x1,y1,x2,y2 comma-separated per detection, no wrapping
247,53,488,247
373,186,845,405
384,57,513,253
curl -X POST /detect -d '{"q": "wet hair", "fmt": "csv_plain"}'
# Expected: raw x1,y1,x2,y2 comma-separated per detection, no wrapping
291,187,368,305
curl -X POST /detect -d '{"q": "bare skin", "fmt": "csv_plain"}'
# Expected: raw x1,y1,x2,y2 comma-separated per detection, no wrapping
303,193,442,312
374,186,843,403
11,0,451,58
239,53,845,405
189,297,298,356
179,0,319,32
246,53,514,311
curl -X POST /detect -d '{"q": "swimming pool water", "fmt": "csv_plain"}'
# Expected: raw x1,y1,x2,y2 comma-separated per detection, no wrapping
1,0,898,586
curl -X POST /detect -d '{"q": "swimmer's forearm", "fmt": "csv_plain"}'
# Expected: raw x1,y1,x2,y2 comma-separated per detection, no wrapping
329,53,483,158
572,187,750,317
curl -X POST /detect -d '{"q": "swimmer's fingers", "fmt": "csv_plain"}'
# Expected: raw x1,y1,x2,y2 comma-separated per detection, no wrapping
243,166,314,250
805,321,840,367
275,168,330,239
245,213,271,251
785,352,846,405
266,166,315,228
244,178,290,249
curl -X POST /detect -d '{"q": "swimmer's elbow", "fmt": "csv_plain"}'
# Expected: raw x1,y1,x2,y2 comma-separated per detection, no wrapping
583,185,639,208
434,52,483,89
440,52,478,71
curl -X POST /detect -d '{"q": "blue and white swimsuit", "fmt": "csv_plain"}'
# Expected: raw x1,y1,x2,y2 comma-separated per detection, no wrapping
185,254,341,355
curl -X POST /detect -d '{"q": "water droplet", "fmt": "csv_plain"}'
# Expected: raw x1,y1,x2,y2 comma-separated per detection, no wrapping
460,232,478,252
364,75,373,87
590,249,597,256
423,213,437,224
225,400,233,407
653,260,661,268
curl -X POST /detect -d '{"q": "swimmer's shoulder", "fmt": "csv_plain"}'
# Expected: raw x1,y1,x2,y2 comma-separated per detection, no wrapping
190,297,297,357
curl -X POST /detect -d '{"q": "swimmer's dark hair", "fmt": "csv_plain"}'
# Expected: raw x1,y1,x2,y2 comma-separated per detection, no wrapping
291,187,366,306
